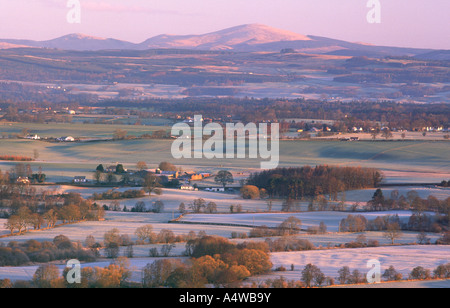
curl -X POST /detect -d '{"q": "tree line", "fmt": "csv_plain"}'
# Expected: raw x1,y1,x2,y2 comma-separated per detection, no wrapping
3,257,448,288
2,189,105,235
366,189,450,231
4,97,449,133
247,165,383,200
13,235,273,288
0,235,95,267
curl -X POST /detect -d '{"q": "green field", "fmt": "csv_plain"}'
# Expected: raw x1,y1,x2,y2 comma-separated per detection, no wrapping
0,122,449,182
0,122,171,139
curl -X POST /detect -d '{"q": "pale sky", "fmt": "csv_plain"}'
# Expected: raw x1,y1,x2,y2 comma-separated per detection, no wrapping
0,0,449,49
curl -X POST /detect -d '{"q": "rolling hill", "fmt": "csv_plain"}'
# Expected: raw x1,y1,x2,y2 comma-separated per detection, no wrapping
139,24,311,50
0,24,439,58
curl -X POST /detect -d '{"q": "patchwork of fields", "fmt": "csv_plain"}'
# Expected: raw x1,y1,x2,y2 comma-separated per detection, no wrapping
1,125,449,183
1,246,448,285
178,210,422,232
0,122,448,288
254,245,450,282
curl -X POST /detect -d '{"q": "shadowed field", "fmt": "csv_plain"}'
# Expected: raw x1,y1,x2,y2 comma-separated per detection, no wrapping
1,136,448,183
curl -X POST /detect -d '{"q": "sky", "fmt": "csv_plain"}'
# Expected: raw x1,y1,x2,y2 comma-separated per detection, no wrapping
0,0,449,49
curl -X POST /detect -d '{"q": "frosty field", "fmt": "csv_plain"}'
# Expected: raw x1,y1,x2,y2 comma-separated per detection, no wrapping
0,257,186,283
1,139,449,183
333,279,450,288
253,245,450,282
2,245,448,286
178,210,421,232
0,212,252,244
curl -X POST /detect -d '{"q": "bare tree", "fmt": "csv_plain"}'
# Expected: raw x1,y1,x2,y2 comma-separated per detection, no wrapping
190,198,206,213
301,264,325,287
382,129,393,140
136,161,148,171
135,225,154,243
205,202,218,213
215,170,234,188
384,222,403,245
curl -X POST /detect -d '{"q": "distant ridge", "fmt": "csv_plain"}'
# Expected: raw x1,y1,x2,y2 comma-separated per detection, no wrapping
0,24,441,57
139,24,311,50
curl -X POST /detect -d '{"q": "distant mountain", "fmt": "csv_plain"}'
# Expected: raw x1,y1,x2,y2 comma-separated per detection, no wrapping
0,24,440,57
0,33,137,51
139,24,311,50
414,50,450,61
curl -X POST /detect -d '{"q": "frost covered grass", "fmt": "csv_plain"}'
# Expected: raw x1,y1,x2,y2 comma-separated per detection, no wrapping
0,212,252,244
179,210,419,232
252,245,450,282
0,257,186,283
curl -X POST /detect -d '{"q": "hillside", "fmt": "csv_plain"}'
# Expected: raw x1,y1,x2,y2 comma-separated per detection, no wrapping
0,24,437,57
139,24,311,50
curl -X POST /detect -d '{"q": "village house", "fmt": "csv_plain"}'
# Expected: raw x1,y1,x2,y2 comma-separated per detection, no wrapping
105,165,128,173
180,184,197,191
73,176,88,183
25,134,41,140
205,187,225,192
180,172,203,181
155,168,179,179
57,136,75,142
16,177,30,184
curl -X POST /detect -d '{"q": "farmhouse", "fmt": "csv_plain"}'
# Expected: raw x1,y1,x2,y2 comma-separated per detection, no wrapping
205,187,225,192
25,134,41,140
16,177,30,184
179,172,204,181
105,165,128,173
180,184,197,191
155,168,179,179
73,176,88,183
57,136,75,142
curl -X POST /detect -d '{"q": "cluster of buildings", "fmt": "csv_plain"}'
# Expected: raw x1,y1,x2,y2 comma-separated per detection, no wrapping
73,164,212,188
150,168,212,185
24,134,75,142
423,126,448,132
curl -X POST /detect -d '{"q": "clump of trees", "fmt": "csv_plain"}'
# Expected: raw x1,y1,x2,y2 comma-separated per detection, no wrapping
248,217,327,241
0,155,33,162
132,225,207,247
365,189,449,231
240,185,262,200
158,162,177,172
440,180,450,188
0,164,46,186
177,236,272,287
4,193,105,235
265,237,315,252
92,189,145,200
31,257,132,288
0,235,96,267
215,171,234,189
339,214,403,244
248,166,383,200
5,251,450,288
255,263,450,289
140,236,273,288
183,198,218,214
